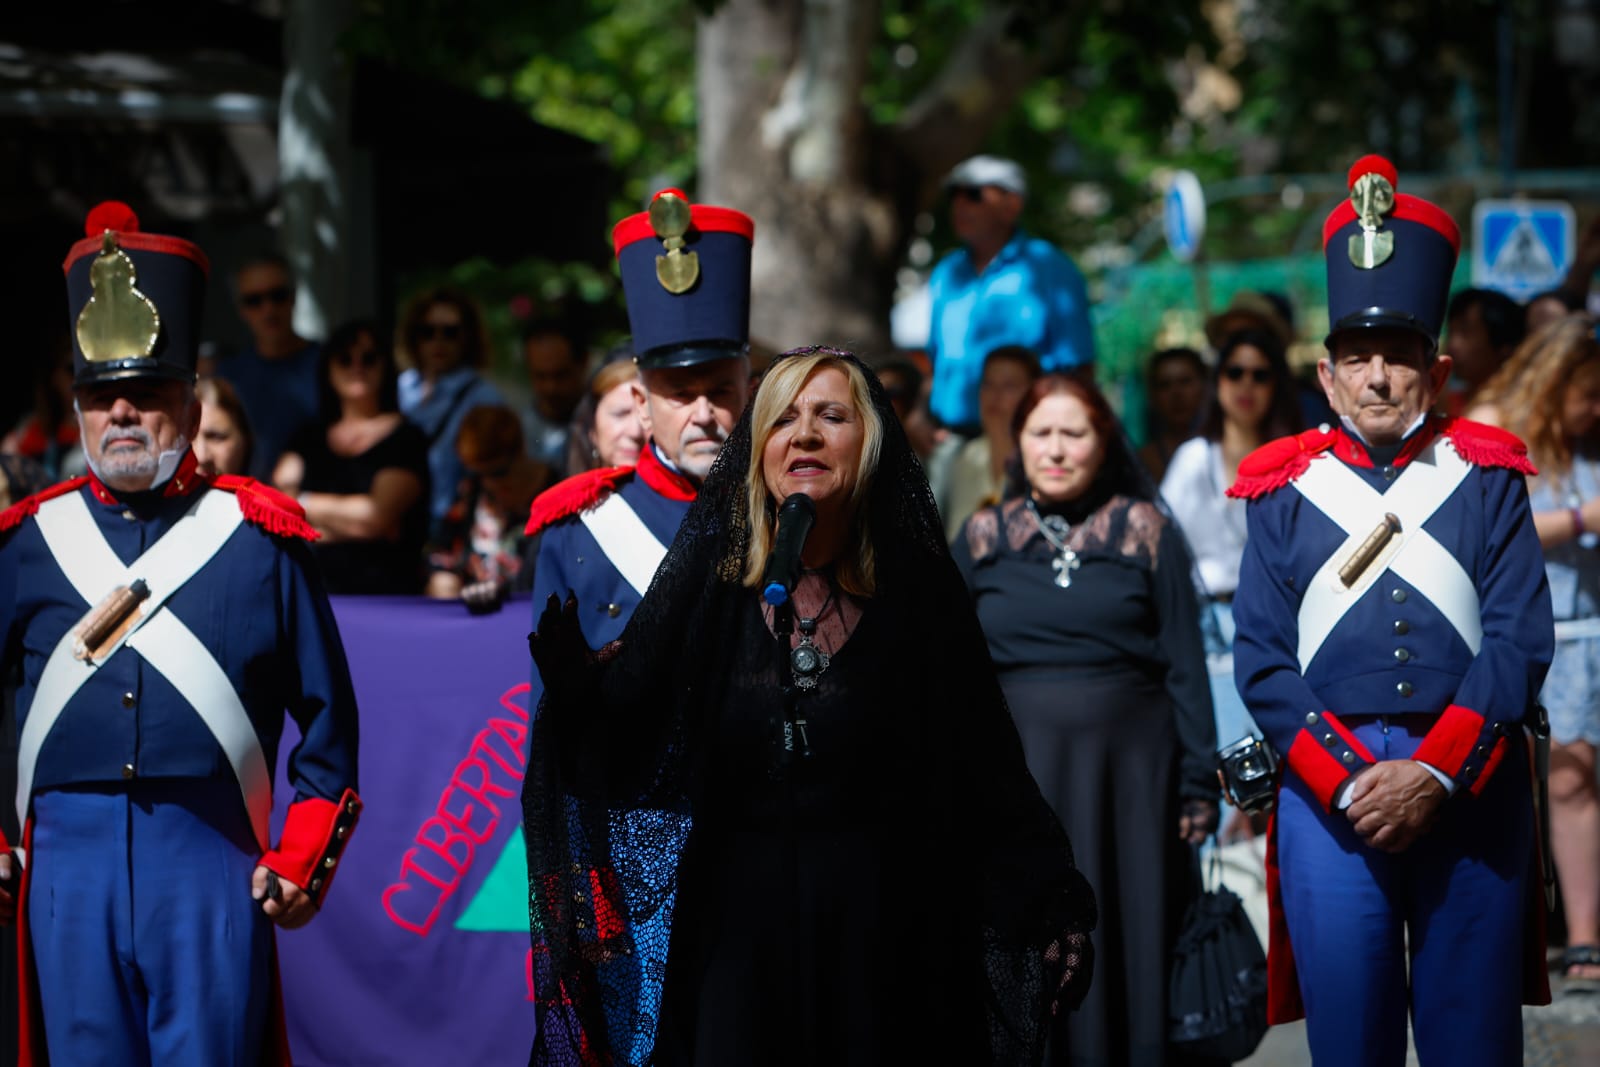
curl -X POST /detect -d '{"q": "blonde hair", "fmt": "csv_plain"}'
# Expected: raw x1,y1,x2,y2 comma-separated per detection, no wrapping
1474,313,1600,482
741,350,883,597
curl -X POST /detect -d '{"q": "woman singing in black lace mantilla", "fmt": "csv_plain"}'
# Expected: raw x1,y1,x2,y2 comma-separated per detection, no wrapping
523,347,1096,1066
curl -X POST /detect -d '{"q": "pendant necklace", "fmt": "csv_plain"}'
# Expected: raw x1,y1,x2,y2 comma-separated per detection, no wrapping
1027,497,1080,589
790,581,836,691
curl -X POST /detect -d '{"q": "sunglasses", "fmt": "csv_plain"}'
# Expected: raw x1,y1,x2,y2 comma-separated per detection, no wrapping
417,323,462,342
949,185,987,203
1221,365,1273,385
334,349,381,370
240,286,292,309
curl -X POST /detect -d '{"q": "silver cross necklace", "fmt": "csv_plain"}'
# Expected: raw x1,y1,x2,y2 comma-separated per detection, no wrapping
1026,497,1080,588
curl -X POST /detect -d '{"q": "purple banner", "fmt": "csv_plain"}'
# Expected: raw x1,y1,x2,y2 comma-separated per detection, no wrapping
273,595,536,1067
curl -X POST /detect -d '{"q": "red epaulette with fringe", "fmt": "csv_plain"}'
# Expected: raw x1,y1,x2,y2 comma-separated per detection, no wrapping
1226,427,1338,500
1442,417,1538,476
0,477,91,535
211,476,320,540
525,466,634,537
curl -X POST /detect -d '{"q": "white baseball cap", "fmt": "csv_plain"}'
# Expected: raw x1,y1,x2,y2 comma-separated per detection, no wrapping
944,155,1027,197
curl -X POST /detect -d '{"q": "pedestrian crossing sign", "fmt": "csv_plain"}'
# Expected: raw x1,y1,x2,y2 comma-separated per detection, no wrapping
1471,199,1575,301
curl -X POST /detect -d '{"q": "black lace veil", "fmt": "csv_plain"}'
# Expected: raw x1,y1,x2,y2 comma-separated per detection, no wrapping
522,347,1097,1066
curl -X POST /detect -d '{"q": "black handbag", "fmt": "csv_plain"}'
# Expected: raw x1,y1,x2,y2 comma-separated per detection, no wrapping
1168,843,1269,1061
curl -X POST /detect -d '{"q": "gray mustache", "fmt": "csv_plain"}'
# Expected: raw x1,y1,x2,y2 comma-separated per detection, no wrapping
101,427,153,450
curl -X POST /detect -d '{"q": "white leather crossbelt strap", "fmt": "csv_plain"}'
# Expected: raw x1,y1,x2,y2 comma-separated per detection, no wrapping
579,491,670,599
22,488,272,850
1292,439,1480,672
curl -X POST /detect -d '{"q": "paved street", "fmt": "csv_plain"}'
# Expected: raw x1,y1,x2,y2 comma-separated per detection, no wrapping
1241,972,1600,1066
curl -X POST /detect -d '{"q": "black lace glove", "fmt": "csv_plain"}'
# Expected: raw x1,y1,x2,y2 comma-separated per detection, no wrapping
1048,929,1095,1016
528,592,597,710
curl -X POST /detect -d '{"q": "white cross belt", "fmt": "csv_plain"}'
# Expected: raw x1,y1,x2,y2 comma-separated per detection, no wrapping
1291,439,1481,673
21,489,271,851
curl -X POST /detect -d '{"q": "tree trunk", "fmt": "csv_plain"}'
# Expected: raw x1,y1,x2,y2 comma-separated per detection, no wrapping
696,0,893,355
696,0,1078,358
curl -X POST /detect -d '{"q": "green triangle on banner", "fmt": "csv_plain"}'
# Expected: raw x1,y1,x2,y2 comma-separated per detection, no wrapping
455,824,535,933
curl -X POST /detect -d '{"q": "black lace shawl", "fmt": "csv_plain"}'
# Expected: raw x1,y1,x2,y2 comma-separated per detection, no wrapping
522,348,1097,1066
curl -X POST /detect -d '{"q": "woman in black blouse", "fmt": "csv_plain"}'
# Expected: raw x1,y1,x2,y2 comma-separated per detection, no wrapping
953,373,1218,1067
274,319,430,594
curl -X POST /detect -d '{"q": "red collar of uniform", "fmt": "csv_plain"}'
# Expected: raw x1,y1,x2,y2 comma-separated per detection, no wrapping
1329,418,1439,471
636,442,698,502
87,449,205,505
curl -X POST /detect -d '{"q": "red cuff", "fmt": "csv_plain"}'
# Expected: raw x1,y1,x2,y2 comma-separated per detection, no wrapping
1411,704,1485,779
1468,737,1509,797
1287,710,1376,811
259,789,362,908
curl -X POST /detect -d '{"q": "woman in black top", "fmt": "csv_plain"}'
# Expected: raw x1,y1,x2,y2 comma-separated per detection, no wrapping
524,348,1096,1067
274,319,430,594
953,373,1218,1067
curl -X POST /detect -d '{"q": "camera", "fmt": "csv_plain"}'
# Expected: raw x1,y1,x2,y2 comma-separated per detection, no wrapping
1216,734,1279,814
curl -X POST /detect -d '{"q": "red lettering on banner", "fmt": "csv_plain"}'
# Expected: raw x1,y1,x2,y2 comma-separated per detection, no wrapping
417,816,474,874
500,683,532,721
439,758,504,844
380,682,532,937
478,719,528,776
526,948,538,1002
381,853,453,935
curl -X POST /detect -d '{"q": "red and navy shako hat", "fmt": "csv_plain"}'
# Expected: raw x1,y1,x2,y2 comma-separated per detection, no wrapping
62,201,209,386
612,188,754,370
1323,155,1460,348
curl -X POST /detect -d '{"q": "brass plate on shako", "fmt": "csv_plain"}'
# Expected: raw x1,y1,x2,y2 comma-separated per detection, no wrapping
1347,172,1396,270
77,233,161,362
650,193,700,294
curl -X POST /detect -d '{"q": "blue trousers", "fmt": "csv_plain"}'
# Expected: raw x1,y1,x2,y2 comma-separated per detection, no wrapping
28,779,273,1066
1276,716,1533,1066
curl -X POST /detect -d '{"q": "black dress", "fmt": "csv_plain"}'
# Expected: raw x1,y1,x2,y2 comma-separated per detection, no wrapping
954,494,1217,1067
287,419,431,595
653,598,986,1066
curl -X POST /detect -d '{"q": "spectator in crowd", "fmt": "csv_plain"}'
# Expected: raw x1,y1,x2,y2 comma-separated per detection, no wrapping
1206,288,1333,430
0,453,44,510
938,345,1040,541
521,317,589,477
276,319,430,595
395,286,506,537
2,341,83,481
562,344,644,475
926,154,1095,436
953,373,1218,1066
1136,346,1206,483
215,252,321,480
1161,329,1302,752
1527,288,1587,335
876,358,945,463
1469,313,1600,985
1443,287,1525,413
426,405,553,609
192,376,254,477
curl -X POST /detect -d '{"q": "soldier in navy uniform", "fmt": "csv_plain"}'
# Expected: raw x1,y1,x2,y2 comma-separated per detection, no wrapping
0,202,361,1065
524,188,753,645
1230,157,1553,1064
522,188,751,1063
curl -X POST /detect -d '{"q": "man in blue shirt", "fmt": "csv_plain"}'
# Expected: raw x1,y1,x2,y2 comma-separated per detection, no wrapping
215,252,322,481
926,155,1095,435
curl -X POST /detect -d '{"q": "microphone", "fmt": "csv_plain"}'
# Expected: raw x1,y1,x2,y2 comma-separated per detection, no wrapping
761,493,817,607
